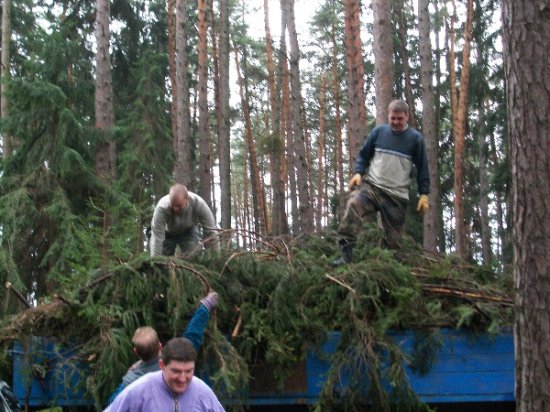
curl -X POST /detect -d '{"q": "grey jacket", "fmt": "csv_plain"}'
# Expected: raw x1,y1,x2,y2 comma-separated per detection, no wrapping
150,192,220,256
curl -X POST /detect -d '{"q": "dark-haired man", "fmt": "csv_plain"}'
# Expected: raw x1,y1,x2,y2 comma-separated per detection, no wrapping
105,337,224,411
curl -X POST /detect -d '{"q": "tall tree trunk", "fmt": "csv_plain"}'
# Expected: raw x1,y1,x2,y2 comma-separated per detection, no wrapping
450,0,474,261
235,49,267,235
479,136,492,264
502,1,550,411
331,25,345,219
418,0,441,254
280,2,298,232
475,36,492,265
343,0,367,162
168,0,178,157
1,0,12,159
197,0,212,206
316,76,327,231
264,0,288,235
242,141,250,248
94,0,116,181
395,2,416,129
489,133,507,263
433,0,446,253
283,0,313,234
94,0,116,268
214,0,231,231
175,0,193,188
218,0,232,230
372,0,394,124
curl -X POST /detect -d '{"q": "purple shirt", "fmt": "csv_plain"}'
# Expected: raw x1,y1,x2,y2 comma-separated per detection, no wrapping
104,370,225,412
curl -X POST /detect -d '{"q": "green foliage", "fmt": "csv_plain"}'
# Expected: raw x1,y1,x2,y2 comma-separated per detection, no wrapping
0,227,513,411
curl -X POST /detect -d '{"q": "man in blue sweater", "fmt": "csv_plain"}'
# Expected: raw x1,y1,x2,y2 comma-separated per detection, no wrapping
334,99,430,265
107,291,218,403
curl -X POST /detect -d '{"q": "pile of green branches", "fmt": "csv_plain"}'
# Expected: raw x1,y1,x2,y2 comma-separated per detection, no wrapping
0,226,514,411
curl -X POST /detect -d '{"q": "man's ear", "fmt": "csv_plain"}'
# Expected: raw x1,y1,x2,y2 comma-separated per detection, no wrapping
133,347,139,357
159,358,165,370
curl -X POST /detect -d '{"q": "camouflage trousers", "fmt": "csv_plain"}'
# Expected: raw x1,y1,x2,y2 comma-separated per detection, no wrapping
337,181,408,249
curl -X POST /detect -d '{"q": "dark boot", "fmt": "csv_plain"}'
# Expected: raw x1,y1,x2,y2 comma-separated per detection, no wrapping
332,240,353,266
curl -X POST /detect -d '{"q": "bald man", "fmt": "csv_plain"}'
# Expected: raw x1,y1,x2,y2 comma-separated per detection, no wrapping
150,184,220,256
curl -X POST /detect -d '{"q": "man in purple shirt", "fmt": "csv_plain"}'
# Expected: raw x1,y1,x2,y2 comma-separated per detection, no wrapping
105,337,225,412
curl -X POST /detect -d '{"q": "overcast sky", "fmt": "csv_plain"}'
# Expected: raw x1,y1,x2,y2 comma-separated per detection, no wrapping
245,0,322,41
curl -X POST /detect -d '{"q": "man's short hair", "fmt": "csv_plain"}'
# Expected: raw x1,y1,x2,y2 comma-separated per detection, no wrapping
169,184,188,204
388,99,409,113
161,337,197,365
132,326,160,362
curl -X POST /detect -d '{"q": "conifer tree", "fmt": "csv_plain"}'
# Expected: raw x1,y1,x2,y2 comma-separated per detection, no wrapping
1,0,12,158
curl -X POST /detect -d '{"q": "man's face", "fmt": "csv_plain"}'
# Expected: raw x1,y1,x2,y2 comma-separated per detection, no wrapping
160,359,195,394
388,110,409,132
170,194,189,214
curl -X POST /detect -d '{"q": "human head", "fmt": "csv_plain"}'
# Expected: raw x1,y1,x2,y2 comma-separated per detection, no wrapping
169,184,189,214
159,337,197,394
132,326,161,362
388,99,409,132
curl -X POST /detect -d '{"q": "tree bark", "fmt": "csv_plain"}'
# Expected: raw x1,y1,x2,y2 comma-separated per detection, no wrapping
94,0,116,181
264,0,288,235
283,0,313,234
475,36,492,265
215,0,231,231
343,0,367,162
372,0,394,125
489,133,508,263
418,0,441,254
94,0,116,268
235,49,267,236
197,0,212,207
174,0,193,188
479,136,492,264
242,141,250,248
331,25,345,219
168,0,178,159
1,0,12,158
449,0,474,261
280,0,298,233
502,1,550,410
316,75,327,231
433,0,446,253
395,3,416,129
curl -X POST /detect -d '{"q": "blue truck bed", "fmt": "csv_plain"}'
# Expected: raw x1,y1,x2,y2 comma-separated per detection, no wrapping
11,328,515,407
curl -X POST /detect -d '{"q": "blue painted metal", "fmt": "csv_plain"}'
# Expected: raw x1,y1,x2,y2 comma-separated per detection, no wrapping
11,338,92,406
11,329,515,406
303,330,515,404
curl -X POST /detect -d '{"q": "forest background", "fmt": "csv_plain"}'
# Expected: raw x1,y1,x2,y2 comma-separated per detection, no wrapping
0,0,508,300
1,0,546,410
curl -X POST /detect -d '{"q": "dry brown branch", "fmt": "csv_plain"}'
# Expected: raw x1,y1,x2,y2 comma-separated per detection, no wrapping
157,260,211,293
324,273,357,296
80,272,114,295
231,306,243,339
421,284,514,305
219,228,291,260
4,282,31,309
220,250,279,276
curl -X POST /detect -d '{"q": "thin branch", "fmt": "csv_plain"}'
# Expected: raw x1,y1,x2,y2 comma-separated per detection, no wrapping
4,282,31,309
324,273,357,296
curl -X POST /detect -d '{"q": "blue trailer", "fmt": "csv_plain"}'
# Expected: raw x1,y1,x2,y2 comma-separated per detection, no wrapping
10,328,515,409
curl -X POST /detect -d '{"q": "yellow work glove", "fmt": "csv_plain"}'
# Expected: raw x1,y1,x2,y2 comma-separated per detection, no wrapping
349,173,362,190
417,194,429,214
